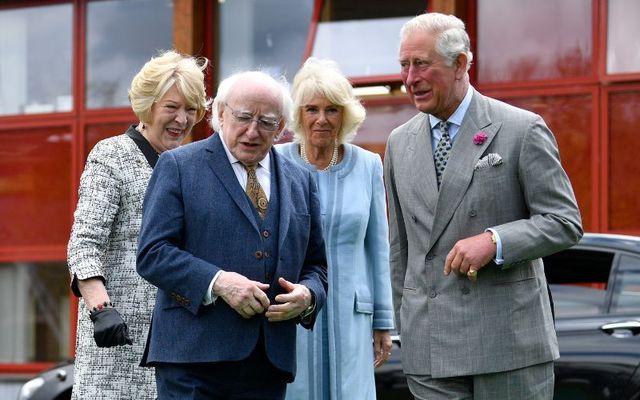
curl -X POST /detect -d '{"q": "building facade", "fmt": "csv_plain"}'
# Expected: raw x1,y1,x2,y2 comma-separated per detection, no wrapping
0,0,639,394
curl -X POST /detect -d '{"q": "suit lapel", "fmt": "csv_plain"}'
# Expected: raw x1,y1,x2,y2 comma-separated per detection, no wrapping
407,114,439,214
428,91,502,250
205,134,259,231
272,150,292,253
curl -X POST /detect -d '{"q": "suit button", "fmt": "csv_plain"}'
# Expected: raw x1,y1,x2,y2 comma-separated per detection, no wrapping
461,286,471,295
469,210,477,217
428,290,437,298
266,272,272,280
412,216,417,222
255,251,264,259
426,253,434,261
262,230,270,238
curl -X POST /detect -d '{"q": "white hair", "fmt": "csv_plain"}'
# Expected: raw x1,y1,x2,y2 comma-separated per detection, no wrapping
400,13,474,72
210,71,292,133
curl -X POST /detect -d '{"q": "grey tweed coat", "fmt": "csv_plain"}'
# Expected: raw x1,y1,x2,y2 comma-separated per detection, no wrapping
68,130,157,399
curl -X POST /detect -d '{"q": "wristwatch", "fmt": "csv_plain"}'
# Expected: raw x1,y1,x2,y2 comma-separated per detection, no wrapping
490,231,497,245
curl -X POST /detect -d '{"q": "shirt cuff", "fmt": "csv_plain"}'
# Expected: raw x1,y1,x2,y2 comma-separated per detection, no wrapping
202,270,223,305
487,228,504,265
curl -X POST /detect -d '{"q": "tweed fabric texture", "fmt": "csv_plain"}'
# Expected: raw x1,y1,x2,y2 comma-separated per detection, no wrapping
68,130,157,399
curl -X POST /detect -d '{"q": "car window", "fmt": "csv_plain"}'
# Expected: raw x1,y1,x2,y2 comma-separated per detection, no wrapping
543,248,613,287
544,247,614,318
610,254,640,313
551,284,607,317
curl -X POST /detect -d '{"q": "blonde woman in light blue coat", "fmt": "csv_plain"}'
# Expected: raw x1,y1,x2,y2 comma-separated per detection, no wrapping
277,58,394,400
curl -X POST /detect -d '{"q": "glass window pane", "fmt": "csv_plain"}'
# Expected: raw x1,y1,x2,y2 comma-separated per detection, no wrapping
607,0,640,74
0,4,72,116
0,262,70,362
311,0,426,79
610,255,640,314
86,0,173,109
477,0,592,83
312,17,410,78
218,0,313,81
0,127,72,247
608,89,640,231
497,94,593,230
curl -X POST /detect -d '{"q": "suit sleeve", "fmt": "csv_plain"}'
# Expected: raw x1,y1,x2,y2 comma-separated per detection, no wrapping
137,151,219,315
366,155,394,330
297,170,328,329
494,116,583,265
384,134,408,334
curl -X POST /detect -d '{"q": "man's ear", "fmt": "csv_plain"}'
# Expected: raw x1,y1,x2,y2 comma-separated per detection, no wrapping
217,104,225,127
454,53,468,79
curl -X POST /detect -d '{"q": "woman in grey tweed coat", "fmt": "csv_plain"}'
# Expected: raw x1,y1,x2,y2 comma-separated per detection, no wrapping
67,50,209,399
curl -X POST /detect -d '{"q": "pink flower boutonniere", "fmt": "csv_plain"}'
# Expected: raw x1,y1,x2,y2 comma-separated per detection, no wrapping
473,132,488,145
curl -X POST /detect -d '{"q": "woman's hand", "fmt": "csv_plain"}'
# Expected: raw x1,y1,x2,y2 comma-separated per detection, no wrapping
373,329,393,368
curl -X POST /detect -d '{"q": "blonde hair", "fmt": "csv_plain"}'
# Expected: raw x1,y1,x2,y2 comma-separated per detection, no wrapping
291,57,365,144
128,50,211,125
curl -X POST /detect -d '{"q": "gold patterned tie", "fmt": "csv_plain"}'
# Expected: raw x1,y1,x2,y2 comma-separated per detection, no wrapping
243,164,268,219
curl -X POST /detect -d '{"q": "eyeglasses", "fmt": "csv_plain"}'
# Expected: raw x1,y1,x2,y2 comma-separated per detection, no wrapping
224,103,281,132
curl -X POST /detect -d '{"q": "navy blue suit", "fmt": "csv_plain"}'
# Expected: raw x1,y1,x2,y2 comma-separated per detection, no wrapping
136,133,328,383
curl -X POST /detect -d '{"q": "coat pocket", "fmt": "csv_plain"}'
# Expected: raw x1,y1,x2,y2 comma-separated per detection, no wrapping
354,292,374,314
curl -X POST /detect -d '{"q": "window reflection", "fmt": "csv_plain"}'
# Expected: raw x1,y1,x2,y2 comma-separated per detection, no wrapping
0,5,72,116
218,0,313,81
477,0,592,82
611,255,640,314
312,17,411,78
86,0,172,109
0,262,70,363
311,0,426,78
607,0,640,74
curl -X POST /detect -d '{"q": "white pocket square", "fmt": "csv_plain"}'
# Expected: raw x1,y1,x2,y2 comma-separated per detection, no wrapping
474,153,503,170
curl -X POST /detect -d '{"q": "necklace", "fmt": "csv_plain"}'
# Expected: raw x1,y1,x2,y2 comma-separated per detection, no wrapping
300,142,339,171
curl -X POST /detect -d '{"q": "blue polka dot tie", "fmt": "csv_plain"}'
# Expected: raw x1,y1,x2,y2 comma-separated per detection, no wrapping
434,121,452,189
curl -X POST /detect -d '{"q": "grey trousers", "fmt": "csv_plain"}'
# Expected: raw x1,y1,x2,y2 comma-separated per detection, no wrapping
406,361,554,400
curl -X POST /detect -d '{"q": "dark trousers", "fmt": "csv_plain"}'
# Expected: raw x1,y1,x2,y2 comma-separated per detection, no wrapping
155,340,288,400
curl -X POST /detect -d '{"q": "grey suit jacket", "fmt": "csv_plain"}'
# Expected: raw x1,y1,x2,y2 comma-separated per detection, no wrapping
383,89,583,378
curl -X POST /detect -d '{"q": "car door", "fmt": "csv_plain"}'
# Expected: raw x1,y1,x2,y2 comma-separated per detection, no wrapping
549,247,640,400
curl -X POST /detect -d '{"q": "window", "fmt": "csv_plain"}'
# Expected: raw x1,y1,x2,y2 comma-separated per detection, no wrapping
477,0,592,83
610,254,640,314
0,127,72,248
607,0,640,74
607,88,640,231
311,0,426,78
218,0,313,81
86,0,173,109
0,4,72,116
0,262,70,363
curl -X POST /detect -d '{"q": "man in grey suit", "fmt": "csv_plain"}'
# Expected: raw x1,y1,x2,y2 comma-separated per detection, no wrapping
383,13,583,399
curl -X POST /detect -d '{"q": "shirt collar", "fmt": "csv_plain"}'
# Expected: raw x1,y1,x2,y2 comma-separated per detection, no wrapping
218,129,271,171
429,85,474,130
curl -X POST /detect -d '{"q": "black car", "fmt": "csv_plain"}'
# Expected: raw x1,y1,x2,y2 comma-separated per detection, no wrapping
375,233,640,400
18,233,640,400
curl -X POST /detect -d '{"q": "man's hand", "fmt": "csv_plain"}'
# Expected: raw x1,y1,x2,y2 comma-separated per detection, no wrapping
444,231,496,281
373,329,393,368
213,271,270,319
265,277,311,322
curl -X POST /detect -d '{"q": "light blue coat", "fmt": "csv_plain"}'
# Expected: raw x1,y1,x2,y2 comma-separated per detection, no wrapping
277,143,394,400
